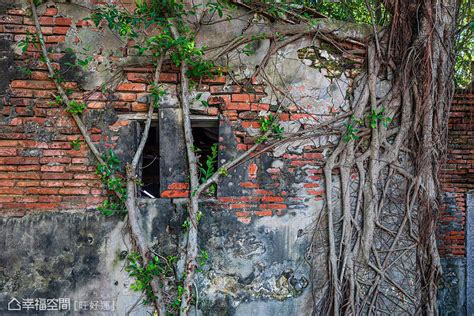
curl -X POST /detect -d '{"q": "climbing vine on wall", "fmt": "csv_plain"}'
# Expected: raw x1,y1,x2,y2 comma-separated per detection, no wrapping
24,0,468,315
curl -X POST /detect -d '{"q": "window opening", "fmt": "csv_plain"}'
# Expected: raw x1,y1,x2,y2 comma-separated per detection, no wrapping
141,123,160,198
138,116,219,198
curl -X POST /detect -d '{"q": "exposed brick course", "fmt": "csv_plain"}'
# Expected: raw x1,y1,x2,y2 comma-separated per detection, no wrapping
0,4,471,265
439,91,474,257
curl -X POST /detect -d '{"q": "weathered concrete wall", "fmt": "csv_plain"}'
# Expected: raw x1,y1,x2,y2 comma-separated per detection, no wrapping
0,1,469,315
0,212,149,315
0,199,319,315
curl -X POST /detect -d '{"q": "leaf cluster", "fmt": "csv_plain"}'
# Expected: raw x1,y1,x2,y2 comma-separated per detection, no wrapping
257,113,284,143
95,150,127,216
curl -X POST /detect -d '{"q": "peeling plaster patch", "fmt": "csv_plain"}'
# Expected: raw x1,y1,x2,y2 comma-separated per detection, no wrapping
243,126,261,137
280,121,302,133
274,139,315,157
263,37,349,119
190,91,211,110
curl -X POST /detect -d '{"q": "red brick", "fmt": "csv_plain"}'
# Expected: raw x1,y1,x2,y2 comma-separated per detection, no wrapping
87,101,106,109
1,172,40,180
131,102,148,112
0,180,15,187
226,103,250,111
230,203,256,209
231,94,258,103
254,189,273,195
261,196,284,203
25,203,59,209
41,180,64,187
0,186,25,194
255,210,273,216
116,83,147,92
39,16,54,25
25,188,58,195
127,73,151,83
63,180,90,187
240,182,259,188
0,15,23,24
248,163,258,179
250,103,270,111
235,211,251,217
307,189,324,196
59,188,90,195
303,183,320,188
0,166,17,171
168,183,189,190
10,80,56,90
208,95,230,105
0,140,18,147
40,157,71,164
45,35,65,43
16,196,39,203
53,26,69,34
159,73,178,83
73,174,97,180
38,196,62,203
41,165,65,172
241,121,261,129
202,76,226,84
17,181,40,187
18,165,41,172
44,7,58,16
55,17,72,26
43,149,65,156
0,148,17,156
40,173,71,180
303,153,323,159
260,204,287,209
161,190,189,198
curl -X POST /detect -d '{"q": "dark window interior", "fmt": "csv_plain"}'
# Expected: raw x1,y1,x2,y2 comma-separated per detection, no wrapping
193,126,219,168
140,121,219,198
141,124,160,197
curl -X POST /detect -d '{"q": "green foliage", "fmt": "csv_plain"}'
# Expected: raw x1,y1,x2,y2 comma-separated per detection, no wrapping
257,113,284,143
47,95,63,107
150,83,166,108
195,93,209,107
218,166,228,177
17,66,32,77
182,218,191,230
90,1,217,79
343,122,359,142
126,251,184,310
77,56,93,69
182,211,203,231
198,143,218,196
96,150,127,216
367,107,391,129
343,109,391,142
52,70,65,84
455,1,474,88
197,249,209,267
70,138,81,150
242,43,256,56
126,252,164,305
17,31,39,53
89,4,138,37
66,100,87,115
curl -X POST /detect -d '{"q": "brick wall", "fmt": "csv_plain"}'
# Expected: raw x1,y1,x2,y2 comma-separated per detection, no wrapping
0,3,338,218
1,3,471,261
439,90,474,257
